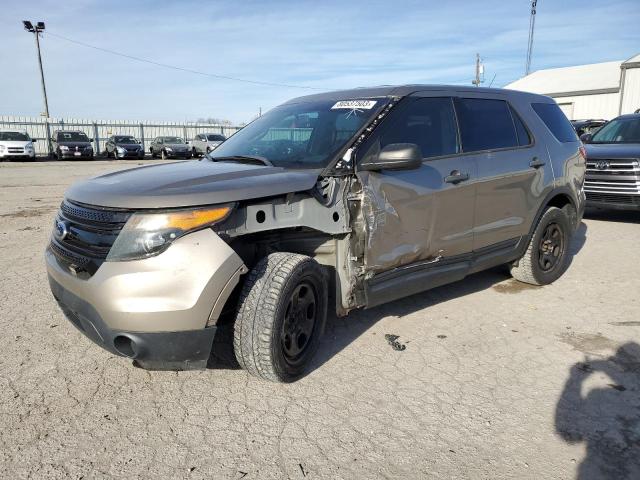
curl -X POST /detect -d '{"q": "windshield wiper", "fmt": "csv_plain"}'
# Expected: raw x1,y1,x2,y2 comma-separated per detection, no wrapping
205,154,273,166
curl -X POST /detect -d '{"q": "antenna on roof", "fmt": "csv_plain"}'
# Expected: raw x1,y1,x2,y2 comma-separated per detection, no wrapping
525,0,538,75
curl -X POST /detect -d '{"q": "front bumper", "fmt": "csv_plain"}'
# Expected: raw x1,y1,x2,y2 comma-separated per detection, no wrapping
46,228,246,369
166,151,191,158
0,152,35,160
59,150,94,159
115,150,145,159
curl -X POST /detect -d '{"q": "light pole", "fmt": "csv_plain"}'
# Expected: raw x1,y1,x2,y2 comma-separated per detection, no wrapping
23,21,50,117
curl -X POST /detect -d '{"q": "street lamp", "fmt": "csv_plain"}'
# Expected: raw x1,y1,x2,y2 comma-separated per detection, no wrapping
23,20,50,118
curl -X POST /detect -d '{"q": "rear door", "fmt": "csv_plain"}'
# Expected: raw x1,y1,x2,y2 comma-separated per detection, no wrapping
355,94,476,274
453,93,551,251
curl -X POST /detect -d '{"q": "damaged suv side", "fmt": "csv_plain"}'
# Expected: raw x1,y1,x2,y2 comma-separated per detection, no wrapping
46,86,586,382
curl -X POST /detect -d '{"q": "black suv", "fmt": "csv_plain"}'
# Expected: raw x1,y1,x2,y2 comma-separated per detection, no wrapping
105,135,145,159
51,130,94,160
582,113,640,210
571,119,607,137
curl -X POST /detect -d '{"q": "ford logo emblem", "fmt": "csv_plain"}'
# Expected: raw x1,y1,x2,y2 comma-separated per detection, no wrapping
54,219,69,241
595,160,610,170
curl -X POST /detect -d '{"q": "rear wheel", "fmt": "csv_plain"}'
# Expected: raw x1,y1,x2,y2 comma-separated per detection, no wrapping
233,252,328,382
510,206,571,285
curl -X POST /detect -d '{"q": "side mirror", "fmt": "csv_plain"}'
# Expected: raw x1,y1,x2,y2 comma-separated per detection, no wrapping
580,133,592,143
31,139,37,143
359,143,423,172
89,138,94,142
185,141,189,144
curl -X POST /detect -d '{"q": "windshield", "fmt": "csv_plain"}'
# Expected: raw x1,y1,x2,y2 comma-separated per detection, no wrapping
0,132,30,141
591,117,640,144
210,98,386,169
114,136,137,143
163,137,185,144
58,132,89,142
207,134,226,141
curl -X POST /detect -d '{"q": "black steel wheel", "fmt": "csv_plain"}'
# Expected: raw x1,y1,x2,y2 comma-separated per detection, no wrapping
234,252,328,382
510,206,572,285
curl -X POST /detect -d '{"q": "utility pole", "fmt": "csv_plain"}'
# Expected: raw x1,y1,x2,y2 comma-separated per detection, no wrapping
472,53,484,87
23,21,50,118
525,0,538,75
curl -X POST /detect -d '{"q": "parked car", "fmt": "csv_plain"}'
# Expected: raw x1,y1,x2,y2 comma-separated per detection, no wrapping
105,135,145,159
0,130,36,161
46,86,585,382
571,119,607,137
190,133,227,157
149,136,191,159
51,130,94,160
581,113,640,210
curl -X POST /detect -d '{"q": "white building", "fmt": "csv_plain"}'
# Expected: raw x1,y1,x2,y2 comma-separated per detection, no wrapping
505,53,640,120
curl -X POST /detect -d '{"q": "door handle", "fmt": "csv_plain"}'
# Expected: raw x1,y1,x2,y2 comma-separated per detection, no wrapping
529,157,546,168
444,170,470,184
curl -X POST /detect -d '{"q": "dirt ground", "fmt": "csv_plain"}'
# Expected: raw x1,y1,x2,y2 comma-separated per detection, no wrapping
1,160,639,479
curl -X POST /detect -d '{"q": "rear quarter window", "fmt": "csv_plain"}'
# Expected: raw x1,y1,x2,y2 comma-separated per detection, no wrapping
531,103,578,143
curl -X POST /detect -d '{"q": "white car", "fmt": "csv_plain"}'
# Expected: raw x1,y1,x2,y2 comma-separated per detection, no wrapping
0,131,37,161
190,133,226,157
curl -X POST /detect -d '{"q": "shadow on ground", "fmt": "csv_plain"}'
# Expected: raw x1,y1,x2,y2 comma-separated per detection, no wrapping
555,342,640,479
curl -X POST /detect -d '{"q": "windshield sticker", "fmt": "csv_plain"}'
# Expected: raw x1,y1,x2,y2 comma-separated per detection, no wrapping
331,100,377,110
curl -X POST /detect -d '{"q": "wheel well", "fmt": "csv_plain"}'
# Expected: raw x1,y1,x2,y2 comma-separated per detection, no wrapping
544,193,577,229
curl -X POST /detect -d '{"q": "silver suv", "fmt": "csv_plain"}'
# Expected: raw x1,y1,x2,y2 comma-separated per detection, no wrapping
190,133,226,157
46,86,586,382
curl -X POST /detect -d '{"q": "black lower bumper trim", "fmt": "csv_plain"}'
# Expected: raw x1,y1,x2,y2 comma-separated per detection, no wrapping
48,275,216,370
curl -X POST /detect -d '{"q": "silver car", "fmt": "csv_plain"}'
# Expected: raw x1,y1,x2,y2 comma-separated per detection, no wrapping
190,133,226,157
149,136,191,159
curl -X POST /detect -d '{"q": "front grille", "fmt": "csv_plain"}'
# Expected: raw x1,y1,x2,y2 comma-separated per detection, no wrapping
8,147,24,153
50,200,132,277
585,158,640,195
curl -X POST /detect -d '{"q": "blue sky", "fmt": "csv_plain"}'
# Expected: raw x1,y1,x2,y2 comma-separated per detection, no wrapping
1,0,638,124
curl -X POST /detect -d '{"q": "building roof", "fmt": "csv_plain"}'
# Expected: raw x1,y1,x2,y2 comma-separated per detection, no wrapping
505,60,623,96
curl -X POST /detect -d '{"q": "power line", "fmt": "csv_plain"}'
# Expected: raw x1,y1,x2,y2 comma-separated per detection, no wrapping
44,31,322,90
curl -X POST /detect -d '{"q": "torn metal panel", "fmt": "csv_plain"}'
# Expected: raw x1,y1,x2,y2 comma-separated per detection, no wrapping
355,156,476,274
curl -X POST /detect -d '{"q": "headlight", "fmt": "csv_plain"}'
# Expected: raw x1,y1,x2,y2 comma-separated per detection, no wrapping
165,147,173,152
117,146,126,154
25,143,34,150
59,145,69,151
106,205,233,261
0,145,5,152
85,146,93,151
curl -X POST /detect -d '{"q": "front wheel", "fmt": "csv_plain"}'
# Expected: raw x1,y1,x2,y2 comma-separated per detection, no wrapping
233,253,328,382
510,206,572,285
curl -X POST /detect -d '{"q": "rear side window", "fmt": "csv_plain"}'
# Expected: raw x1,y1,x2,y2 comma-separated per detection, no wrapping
455,98,519,152
374,97,460,159
531,103,578,143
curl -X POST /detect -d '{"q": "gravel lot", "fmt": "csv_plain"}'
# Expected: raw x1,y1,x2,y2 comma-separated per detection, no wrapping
1,160,639,479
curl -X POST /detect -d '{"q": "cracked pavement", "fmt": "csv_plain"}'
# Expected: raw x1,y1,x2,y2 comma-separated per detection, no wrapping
1,160,639,479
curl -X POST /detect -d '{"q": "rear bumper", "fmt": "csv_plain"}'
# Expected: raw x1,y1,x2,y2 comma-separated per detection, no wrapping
49,275,217,369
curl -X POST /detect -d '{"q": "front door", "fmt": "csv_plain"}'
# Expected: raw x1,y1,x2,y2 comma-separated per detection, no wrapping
355,94,477,276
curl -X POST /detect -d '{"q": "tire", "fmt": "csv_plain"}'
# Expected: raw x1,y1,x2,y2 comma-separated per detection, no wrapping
510,206,572,286
150,148,156,159
233,252,328,382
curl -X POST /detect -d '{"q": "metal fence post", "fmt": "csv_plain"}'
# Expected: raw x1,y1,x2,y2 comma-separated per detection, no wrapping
139,123,145,152
44,118,52,157
183,125,188,142
93,122,100,154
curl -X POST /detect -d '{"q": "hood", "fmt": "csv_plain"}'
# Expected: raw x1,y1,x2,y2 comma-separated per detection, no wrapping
164,143,188,149
0,140,32,147
65,160,321,209
584,143,640,160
